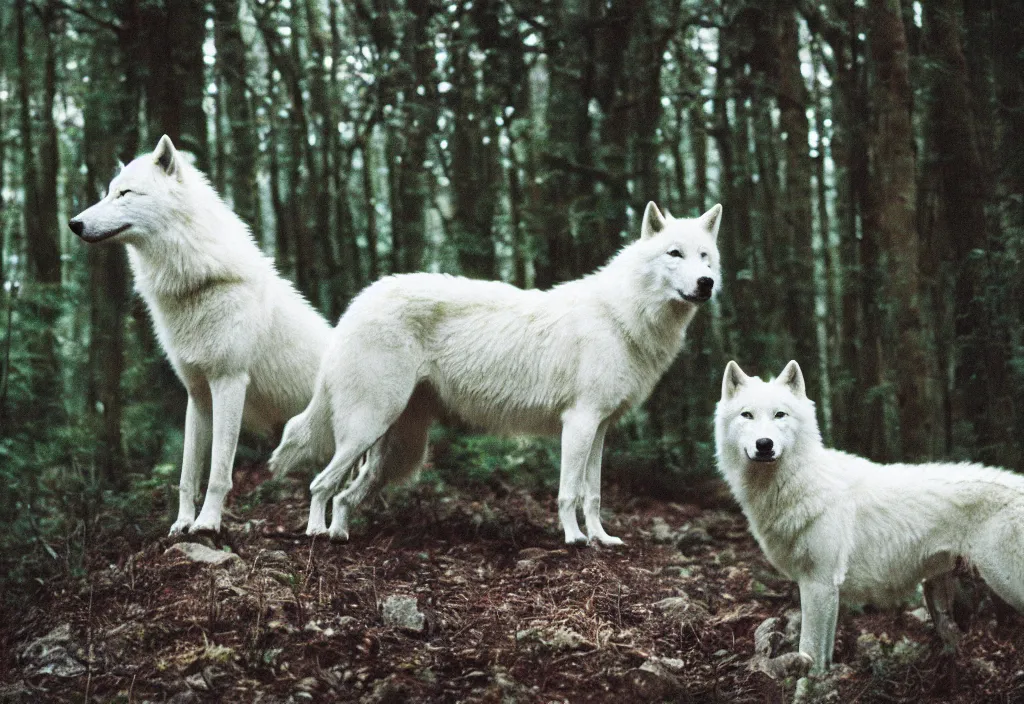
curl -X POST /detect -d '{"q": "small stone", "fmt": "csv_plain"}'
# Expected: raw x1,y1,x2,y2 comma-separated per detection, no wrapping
20,624,86,678
650,517,675,543
164,543,244,571
752,617,783,657
653,595,710,626
547,627,588,651
296,676,319,692
677,526,713,550
907,606,930,623
185,672,209,692
382,595,425,633
631,657,685,698
258,549,289,565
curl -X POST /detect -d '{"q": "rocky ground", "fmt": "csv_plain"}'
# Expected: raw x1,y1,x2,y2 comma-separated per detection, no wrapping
2,465,1024,703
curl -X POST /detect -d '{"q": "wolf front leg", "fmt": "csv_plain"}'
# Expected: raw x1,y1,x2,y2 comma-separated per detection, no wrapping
582,419,623,546
559,410,601,545
798,580,841,674
190,374,248,534
169,396,212,535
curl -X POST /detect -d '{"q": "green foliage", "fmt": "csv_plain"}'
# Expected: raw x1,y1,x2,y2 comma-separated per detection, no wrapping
427,427,560,493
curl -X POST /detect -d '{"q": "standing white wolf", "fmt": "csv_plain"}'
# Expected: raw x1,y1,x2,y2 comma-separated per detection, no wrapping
715,359,1024,674
69,135,331,536
271,202,723,546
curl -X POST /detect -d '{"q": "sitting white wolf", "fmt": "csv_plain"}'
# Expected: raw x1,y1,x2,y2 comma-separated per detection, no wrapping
69,135,332,536
715,359,1024,673
271,202,723,546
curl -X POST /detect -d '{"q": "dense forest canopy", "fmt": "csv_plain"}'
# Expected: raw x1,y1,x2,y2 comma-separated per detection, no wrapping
0,0,1022,588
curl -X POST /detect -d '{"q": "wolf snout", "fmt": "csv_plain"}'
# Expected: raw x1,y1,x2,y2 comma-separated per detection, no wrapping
68,219,84,237
754,437,776,461
697,277,714,294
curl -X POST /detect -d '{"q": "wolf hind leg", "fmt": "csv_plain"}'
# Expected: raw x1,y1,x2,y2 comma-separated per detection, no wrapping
270,386,334,480
306,344,421,536
971,520,1024,613
329,389,433,541
923,572,962,649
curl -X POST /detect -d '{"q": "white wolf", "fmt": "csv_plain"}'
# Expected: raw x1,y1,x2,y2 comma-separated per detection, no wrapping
69,135,332,536
271,202,723,546
715,359,1024,673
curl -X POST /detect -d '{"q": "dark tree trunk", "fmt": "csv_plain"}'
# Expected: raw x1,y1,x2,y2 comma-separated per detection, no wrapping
16,0,62,427
775,2,818,397
866,0,941,461
140,0,209,169
213,0,261,233
534,0,591,287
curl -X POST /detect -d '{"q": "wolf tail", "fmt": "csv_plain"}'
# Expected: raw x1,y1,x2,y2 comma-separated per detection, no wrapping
270,386,334,480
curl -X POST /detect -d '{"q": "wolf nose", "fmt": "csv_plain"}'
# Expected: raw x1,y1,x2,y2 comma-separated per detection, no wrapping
68,219,84,237
755,438,774,454
697,277,714,293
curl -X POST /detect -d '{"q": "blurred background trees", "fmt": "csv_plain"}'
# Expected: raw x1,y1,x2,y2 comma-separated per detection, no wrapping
1,0,1022,583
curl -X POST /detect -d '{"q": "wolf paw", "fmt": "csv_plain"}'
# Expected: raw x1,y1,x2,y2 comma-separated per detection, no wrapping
168,518,194,536
189,517,221,535
328,527,350,543
564,533,589,546
592,534,625,547
306,523,329,538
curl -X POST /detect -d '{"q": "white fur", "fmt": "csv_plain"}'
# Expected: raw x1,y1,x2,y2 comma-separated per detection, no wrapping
271,202,723,545
715,360,1024,673
70,135,331,535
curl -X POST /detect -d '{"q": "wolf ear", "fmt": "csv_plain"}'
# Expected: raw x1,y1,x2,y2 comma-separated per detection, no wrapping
154,134,178,176
698,204,723,242
722,360,749,400
641,201,667,239
776,360,806,398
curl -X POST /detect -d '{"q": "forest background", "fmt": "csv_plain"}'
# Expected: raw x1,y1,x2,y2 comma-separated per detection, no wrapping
0,0,1021,599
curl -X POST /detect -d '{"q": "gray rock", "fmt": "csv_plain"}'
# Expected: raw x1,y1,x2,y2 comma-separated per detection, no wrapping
653,595,710,626
650,517,676,543
907,606,930,623
20,624,86,678
631,657,686,698
164,543,244,571
382,595,425,633
677,526,713,550
514,626,590,652
752,617,783,657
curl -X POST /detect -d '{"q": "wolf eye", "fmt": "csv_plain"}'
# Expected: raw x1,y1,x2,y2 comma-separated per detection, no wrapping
667,249,683,258
774,411,787,419
741,411,753,419
117,189,134,198
700,251,710,261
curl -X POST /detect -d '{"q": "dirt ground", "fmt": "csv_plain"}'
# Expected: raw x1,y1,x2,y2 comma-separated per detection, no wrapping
3,467,1024,703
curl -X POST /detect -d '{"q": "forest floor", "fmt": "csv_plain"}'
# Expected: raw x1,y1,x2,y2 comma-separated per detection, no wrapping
2,465,1024,703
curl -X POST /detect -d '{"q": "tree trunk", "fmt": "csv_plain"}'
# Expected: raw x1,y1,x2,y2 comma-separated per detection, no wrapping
775,3,818,397
140,0,209,169
213,0,261,233
16,0,62,427
866,0,941,460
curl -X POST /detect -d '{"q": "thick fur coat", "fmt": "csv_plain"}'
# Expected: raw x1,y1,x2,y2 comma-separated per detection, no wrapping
715,360,1024,672
70,135,330,535
272,202,723,546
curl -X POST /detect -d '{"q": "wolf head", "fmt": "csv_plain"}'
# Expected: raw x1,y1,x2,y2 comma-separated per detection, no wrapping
68,135,202,245
715,360,821,469
632,202,722,305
